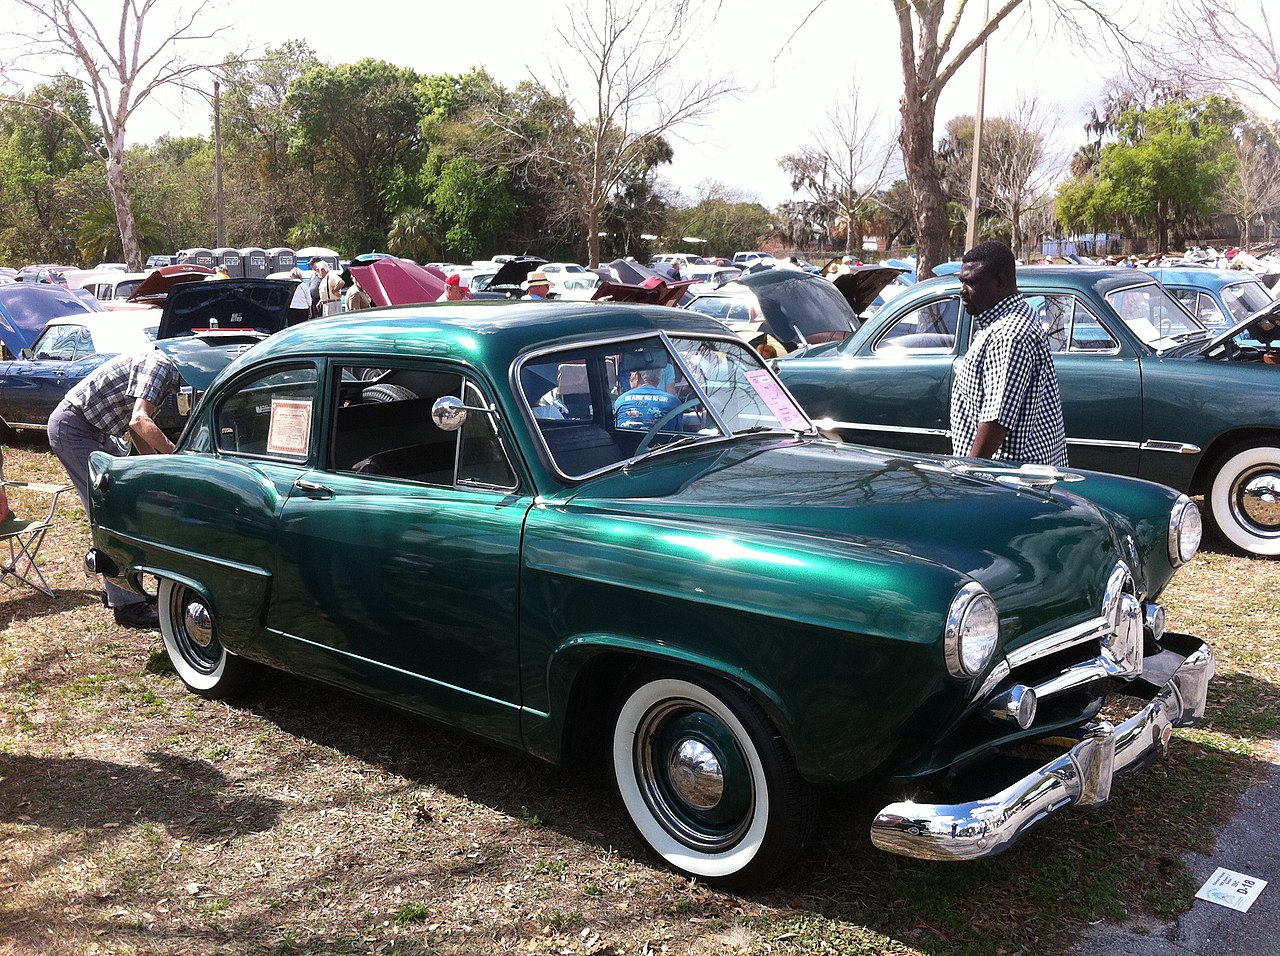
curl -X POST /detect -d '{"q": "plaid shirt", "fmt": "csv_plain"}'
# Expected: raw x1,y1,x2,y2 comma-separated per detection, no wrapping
63,349,180,438
950,293,1068,466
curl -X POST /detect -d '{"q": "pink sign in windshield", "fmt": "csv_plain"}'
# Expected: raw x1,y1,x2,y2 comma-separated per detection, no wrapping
743,369,810,431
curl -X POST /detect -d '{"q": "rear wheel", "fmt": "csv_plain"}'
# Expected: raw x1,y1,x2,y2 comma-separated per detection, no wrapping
1207,444,1280,557
610,672,814,889
158,579,251,698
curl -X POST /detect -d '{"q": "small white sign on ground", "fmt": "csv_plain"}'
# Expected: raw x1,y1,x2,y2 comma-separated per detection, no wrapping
1195,867,1269,913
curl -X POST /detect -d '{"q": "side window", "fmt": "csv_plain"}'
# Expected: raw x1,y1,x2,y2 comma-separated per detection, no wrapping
331,366,516,490
1065,300,1118,352
457,380,517,489
873,297,959,353
33,325,85,361
215,365,318,460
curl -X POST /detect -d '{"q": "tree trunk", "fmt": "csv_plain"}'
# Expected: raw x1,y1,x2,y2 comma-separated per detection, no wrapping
587,205,601,270
104,130,142,270
899,104,948,279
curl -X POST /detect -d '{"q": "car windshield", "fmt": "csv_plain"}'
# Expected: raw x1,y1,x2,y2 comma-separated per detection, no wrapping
1222,280,1275,323
519,333,812,479
1104,281,1207,349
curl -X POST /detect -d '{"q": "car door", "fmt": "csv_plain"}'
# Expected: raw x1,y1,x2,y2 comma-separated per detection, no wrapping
1025,291,1143,475
783,294,963,455
0,324,93,427
269,361,532,746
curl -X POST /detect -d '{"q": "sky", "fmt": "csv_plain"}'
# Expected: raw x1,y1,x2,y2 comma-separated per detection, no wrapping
4,0,1228,208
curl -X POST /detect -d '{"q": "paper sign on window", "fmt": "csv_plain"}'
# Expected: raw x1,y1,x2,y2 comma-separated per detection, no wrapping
743,368,810,431
266,398,312,456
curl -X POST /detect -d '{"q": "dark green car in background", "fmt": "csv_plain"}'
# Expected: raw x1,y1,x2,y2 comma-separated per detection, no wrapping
777,265,1280,557
86,302,1213,888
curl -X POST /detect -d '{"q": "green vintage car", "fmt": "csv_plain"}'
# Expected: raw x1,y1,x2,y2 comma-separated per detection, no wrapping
85,302,1213,888
776,265,1280,557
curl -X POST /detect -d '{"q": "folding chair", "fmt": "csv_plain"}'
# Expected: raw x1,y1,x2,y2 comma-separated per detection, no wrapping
0,481,72,598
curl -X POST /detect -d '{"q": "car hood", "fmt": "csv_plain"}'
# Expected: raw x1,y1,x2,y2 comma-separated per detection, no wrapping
730,269,862,348
832,265,910,313
127,263,215,303
154,334,267,391
156,278,294,339
566,438,1126,637
487,256,548,290
0,284,104,355
1202,296,1280,355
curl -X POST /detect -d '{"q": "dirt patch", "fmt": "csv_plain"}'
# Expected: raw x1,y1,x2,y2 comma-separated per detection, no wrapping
2,435,1276,955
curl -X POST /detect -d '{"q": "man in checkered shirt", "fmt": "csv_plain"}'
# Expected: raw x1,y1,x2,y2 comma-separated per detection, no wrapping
48,348,182,628
950,241,1068,467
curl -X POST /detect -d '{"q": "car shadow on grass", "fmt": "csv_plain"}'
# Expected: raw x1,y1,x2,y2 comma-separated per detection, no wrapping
226,663,1276,956
0,585,100,631
0,750,284,842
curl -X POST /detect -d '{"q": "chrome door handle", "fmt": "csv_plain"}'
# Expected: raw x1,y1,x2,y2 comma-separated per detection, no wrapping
295,478,333,499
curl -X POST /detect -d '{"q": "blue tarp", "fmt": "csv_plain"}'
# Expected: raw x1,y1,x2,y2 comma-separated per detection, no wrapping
0,284,104,357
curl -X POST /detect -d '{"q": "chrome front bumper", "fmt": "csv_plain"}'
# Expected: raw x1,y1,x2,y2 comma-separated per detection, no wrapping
870,642,1215,861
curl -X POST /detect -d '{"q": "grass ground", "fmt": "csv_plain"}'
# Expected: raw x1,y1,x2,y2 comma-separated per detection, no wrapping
1,433,1276,956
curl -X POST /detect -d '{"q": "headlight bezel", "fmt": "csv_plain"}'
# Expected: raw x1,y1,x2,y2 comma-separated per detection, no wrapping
944,582,1000,679
1168,494,1202,567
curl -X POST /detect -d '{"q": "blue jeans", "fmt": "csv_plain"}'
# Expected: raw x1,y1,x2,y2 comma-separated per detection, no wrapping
47,402,141,609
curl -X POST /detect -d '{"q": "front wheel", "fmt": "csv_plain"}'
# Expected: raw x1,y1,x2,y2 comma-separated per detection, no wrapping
611,673,815,889
158,578,252,698
1207,445,1280,557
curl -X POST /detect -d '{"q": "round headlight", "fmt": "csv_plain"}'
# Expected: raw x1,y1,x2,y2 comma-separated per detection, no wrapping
945,582,1000,678
1169,495,1202,567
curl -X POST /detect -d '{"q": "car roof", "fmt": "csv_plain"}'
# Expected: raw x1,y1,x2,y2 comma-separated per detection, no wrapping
43,311,159,333
917,265,1162,296
1146,267,1263,290
237,301,733,373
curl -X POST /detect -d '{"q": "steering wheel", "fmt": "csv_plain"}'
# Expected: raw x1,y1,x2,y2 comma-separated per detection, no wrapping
635,399,703,454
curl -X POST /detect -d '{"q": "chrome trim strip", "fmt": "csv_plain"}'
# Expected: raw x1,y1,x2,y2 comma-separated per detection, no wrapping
1141,440,1202,455
1065,437,1139,449
1005,616,1107,669
814,419,949,437
870,642,1214,861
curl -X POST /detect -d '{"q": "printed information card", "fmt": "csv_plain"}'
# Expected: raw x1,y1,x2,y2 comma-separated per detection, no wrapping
1195,867,1268,913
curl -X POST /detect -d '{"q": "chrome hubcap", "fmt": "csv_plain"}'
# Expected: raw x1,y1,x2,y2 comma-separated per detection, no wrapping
183,601,214,648
668,739,724,809
1235,470,1280,534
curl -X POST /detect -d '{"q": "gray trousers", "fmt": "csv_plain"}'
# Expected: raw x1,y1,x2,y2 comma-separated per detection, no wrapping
47,401,141,608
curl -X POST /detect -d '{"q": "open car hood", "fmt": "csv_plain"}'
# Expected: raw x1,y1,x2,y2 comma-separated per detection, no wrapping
0,284,104,356
349,257,447,306
730,269,861,348
1203,297,1280,355
592,259,696,307
127,263,215,304
832,265,909,314
486,256,548,290
156,278,295,339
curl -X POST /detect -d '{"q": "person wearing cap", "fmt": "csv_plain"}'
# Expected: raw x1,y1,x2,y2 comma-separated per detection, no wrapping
524,271,552,300
437,273,468,302
208,264,230,280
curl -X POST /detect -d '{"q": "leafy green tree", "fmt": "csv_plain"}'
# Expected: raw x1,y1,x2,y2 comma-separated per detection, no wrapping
0,75,102,264
219,42,323,246
77,200,165,263
126,137,215,258
1094,95,1241,250
431,157,516,260
286,59,427,254
667,186,771,259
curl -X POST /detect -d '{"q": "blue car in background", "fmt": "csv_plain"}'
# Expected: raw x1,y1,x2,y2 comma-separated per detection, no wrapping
1146,267,1276,331
0,311,158,440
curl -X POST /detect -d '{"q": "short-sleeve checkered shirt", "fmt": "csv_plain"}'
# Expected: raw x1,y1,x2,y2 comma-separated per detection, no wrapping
950,293,1068,466
63,349,180,438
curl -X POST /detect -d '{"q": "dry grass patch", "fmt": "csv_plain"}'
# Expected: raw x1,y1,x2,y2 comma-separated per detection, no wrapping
1,434,1276,955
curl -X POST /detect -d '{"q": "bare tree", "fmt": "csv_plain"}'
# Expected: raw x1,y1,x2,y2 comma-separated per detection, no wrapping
1223,130,1280,249
979,97,1060,254
1146,1,1280,121
779,88,898,254
3,0,224,269
486,0,738,267
877,1,1132,277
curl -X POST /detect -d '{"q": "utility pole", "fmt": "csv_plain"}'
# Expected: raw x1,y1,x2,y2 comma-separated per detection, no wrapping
214,79,225,247
965,0,990,251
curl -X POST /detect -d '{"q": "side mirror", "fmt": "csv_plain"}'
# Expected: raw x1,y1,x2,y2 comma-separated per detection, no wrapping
431,395,496,432
19,348,32,359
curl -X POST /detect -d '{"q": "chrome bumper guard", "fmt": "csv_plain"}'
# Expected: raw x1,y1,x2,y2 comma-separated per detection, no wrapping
870,642,1215,861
